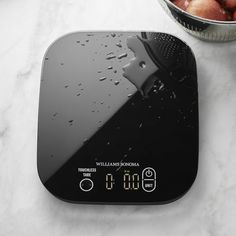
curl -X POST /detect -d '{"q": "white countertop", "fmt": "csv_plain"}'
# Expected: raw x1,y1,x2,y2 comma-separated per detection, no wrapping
0,0,236,235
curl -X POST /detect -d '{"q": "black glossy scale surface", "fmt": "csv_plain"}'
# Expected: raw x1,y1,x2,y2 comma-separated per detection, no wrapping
37,32,198,204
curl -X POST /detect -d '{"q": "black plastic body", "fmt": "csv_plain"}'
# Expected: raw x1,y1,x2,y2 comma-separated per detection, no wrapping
37,32,198,204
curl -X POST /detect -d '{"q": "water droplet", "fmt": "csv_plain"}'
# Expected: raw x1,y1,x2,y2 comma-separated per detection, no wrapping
107,52,114,55
172,91,176,99
50,154,54,158
139,61,146,68
97,70,102,73
104,45,108,47
114,81,119,85
117,53,127,59
65,85,69,88
108,94,111,96
153,89,157,93
99,77,107,81
179,75,187,82
100,101,104,104
106,55,116,60
116,43,122,48
159,83,164,91
60,63,64,66
77,93,81,96
128,147,132,151
107,66,113,70
128,94,132,98
148,105,152,109
111,33,116,37
81,44,85,46
139,123,142,128
76,40,80,43
86,39,89,42
107,141,110,145
114,70,117,73
53,112,58,117
78,83,82,86
124,154,128,158
92,110,95,112
45,57,49,60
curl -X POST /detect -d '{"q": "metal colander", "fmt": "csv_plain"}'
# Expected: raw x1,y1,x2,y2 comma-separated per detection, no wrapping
158,0,236,42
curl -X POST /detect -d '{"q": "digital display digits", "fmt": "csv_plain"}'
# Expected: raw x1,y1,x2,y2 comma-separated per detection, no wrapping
106,173,140,191
105,173,115,190
105,168,156,192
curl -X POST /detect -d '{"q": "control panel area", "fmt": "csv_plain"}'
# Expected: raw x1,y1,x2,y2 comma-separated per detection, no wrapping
78,167,156,193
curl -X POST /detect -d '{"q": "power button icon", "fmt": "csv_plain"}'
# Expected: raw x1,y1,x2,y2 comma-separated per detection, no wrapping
145,169,153,177
142,167,156,192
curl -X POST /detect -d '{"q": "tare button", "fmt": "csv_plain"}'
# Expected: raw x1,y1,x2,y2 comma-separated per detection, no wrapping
142,167,156,192
79,178,94,192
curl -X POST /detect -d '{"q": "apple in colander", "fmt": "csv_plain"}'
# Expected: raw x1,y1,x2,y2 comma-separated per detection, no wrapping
233,11,236,20
171,0,236,21
186,0,228,21
224,0,236,9
172,0,191,10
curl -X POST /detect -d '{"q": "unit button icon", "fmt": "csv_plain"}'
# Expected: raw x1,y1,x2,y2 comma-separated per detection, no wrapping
143,180,156,192
79,178,94,192
142,167,156,192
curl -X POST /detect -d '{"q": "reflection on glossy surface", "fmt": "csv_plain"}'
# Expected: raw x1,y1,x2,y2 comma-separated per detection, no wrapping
122,36,159,97
38,32,139,182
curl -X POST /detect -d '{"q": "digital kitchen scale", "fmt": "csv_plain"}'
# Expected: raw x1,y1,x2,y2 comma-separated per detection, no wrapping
37,31,198,204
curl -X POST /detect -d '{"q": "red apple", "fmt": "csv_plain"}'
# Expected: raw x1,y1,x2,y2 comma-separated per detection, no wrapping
217,0,226,4
224,0,236,9
186,0,228,21
233,11,236,20
172,0,191,10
